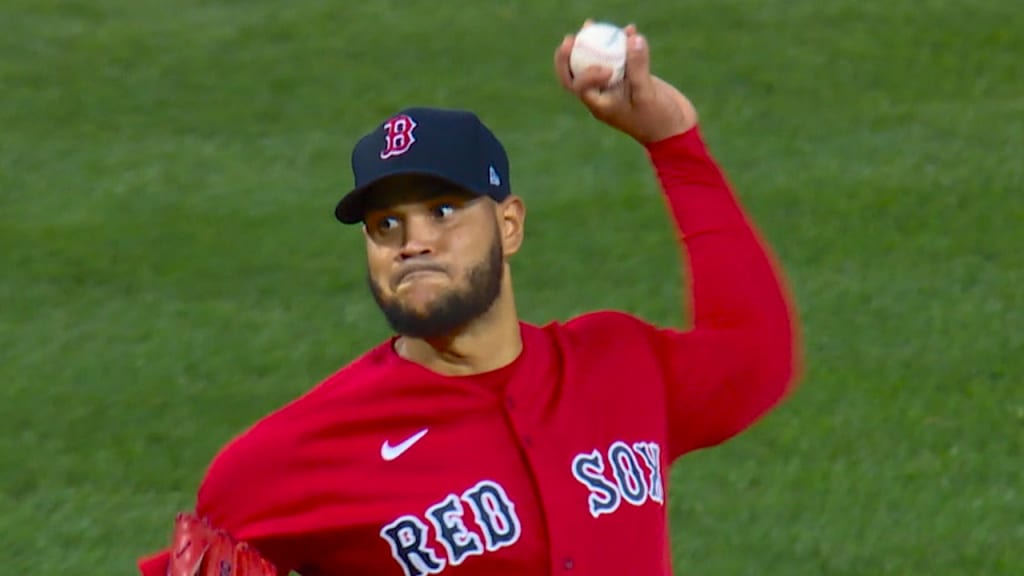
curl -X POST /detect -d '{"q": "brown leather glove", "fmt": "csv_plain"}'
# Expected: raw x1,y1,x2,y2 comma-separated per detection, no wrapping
168,512,278,576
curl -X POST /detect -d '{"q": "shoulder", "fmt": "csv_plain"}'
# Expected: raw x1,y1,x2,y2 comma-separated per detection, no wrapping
538,309,664,352
561,309,654,329
554,309,659,334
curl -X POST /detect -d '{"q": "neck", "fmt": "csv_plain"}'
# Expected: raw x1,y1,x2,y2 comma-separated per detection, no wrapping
395,276,522,376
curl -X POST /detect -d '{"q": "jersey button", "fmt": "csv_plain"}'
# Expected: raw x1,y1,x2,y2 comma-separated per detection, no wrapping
505,397,515,410
563,558,574,570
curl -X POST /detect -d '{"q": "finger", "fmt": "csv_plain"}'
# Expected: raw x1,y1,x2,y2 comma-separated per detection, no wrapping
624,31,654,100
571,66,614,96
579,86,619,114
579,89,605,112
553,34,575,90
573,66,622,115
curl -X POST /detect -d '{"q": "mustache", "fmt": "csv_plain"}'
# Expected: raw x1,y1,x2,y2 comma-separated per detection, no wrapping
392,262,449,288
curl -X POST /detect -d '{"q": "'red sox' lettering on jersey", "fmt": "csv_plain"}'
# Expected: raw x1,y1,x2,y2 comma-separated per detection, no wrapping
572,441,664,518
381,480,523,576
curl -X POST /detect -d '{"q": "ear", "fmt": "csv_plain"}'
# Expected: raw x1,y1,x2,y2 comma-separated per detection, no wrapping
497,195,526,257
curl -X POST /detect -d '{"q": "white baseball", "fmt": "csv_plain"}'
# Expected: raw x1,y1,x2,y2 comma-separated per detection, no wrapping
569,22,627,87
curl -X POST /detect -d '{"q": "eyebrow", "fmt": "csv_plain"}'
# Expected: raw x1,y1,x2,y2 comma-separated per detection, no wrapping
365,184,476,212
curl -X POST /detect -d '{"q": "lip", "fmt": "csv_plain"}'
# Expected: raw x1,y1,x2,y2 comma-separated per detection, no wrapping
396,269,447,287
401,270,444,281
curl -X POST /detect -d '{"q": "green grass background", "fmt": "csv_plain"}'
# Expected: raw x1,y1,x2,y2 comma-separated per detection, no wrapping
1,1,1021,574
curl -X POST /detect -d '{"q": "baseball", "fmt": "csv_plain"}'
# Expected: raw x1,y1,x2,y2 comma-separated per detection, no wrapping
569,22,628,87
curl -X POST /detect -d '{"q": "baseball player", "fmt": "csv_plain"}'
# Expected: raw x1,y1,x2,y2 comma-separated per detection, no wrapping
139,23,801,576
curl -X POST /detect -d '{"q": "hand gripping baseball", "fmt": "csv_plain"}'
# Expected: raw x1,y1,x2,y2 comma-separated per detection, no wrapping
168,512,277,576
554,22,698,143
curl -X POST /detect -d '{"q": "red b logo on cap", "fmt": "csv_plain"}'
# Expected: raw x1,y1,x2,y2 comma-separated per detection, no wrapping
380,114,417,159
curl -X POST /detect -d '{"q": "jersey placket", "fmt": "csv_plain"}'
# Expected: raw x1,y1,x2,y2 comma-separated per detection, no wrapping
500,333,582,575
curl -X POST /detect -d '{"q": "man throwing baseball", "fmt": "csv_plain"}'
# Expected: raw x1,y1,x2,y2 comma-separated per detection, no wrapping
139,22,801,576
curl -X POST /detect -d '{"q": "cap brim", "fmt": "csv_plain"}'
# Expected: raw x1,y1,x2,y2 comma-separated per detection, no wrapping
334,170,483,225
334,185,374,224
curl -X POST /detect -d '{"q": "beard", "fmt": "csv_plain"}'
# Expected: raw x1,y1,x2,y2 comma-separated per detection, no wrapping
368,236,504,339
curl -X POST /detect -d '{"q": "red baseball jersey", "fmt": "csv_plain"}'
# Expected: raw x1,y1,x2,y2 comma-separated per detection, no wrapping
138,126,800,576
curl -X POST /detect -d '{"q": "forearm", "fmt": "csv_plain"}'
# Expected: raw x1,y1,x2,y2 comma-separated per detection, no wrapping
647,126,790,333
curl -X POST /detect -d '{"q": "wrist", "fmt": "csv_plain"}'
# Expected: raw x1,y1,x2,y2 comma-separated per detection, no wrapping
636,90,699,144
643,123,702,155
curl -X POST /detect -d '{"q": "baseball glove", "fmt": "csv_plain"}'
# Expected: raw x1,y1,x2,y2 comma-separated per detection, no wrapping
168,512,278,576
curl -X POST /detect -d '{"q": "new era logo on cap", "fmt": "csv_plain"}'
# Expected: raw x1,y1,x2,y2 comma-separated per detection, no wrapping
489,165,501,186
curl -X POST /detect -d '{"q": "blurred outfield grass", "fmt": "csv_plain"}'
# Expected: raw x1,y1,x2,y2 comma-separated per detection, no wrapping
0,1,1021,574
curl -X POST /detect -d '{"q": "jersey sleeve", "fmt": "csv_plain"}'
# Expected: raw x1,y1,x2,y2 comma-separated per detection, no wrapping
644,126,802,460
136,550,169,576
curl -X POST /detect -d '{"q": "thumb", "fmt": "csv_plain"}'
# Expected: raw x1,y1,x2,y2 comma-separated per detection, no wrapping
625,33,654,100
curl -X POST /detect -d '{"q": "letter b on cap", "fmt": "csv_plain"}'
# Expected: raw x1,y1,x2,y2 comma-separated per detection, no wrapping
380,114,418,159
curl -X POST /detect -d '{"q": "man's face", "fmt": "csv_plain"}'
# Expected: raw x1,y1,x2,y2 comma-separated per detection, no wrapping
362,175,505,339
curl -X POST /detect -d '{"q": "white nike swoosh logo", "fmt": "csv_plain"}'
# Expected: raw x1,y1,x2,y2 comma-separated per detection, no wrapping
381,428,429,461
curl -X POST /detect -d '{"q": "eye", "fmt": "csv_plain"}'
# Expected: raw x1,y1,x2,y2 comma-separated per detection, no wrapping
374,215,400,234
433,203,456,219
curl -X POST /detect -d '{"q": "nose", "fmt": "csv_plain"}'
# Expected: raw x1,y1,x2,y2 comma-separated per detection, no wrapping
398,214,438,260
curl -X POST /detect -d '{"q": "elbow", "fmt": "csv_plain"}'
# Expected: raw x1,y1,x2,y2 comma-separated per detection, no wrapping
737,301,804,429
780,286,805,395
756,236,804,402
760,301,804,411
761,292,803,399
699,324,802,450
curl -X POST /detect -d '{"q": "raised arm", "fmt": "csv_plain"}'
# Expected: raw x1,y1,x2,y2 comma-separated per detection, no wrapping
555,21,802,459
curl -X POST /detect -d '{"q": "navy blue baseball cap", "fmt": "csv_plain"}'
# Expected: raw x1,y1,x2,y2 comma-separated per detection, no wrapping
335,106,512,224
